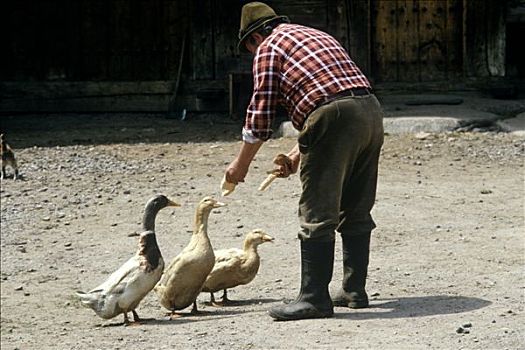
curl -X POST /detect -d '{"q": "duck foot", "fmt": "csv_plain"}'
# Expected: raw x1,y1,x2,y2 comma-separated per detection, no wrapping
129,310,155,324
218,289,236,305
123,313,138,326
122,312,142,326
205,292,222,307
190,301,200,315
167,312,183,320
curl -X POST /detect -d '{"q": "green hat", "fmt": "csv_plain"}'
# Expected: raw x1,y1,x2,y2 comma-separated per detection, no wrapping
238,2,289,51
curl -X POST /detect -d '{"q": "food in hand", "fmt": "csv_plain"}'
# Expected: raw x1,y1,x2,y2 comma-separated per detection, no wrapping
221,175,236,196
258,154,292,192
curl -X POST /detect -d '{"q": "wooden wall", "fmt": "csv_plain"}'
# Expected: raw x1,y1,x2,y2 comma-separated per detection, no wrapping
465,0,507,77
2,0,189,81
0,0,515,113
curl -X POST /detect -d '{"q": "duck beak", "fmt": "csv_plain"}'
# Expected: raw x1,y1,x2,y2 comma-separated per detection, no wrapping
262,234,275,242
167,199,181,207
213,201,227,208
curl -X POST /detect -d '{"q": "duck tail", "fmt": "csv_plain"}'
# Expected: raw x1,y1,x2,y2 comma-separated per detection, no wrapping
75,290,99,309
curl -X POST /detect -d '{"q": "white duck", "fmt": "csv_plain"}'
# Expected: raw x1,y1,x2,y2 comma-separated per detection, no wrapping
202,229,274,305
76,195,179,324
155,196,225,316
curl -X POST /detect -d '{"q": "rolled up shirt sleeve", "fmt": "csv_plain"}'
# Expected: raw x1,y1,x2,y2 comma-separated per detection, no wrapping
242,44,280,143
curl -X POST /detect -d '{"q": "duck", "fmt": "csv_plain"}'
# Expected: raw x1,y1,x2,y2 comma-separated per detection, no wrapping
155,196,225,316
202,229,274,305
76,195,179,325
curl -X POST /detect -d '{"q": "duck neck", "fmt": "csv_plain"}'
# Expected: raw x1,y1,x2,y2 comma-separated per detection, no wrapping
244,241,258,254
140,235,162,271
142,206,160,231
194,208,211,235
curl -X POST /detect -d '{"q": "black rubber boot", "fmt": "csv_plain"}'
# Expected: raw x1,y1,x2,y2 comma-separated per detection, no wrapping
269,240,334,321
332,233,371,308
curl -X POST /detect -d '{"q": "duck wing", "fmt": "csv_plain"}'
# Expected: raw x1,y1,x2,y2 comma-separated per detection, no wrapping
76,256,141,311
90,256,142,294
203,248,247,292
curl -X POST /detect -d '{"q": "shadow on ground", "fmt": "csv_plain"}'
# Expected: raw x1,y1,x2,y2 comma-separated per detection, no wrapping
335,295,492,320
0,113,244,148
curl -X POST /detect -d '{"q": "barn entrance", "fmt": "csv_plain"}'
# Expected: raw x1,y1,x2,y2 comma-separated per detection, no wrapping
370,0,464,82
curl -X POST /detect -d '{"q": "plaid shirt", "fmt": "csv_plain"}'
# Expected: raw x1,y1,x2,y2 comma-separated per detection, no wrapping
243,23,371,143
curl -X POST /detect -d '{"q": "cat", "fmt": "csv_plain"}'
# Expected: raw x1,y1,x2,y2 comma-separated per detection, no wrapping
1,134,20,180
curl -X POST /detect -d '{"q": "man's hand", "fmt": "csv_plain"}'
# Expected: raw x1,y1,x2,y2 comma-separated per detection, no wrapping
225,158,250,185
274,144,300,178
223,140,264,185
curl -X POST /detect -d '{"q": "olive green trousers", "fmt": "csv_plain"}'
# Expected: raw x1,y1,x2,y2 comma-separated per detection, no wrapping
297,94,384,241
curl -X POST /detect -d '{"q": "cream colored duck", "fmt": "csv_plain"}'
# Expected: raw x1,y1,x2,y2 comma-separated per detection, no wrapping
202,229,274,305
155,196,225,316
76,195,179,324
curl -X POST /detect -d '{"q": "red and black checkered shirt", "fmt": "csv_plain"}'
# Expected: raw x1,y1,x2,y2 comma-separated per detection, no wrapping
243,23,371,143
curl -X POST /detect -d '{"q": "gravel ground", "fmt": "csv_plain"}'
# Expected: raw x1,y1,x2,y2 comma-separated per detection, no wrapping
1,114,524,349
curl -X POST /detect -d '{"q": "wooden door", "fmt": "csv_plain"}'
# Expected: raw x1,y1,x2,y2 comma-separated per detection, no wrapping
371,0,463,82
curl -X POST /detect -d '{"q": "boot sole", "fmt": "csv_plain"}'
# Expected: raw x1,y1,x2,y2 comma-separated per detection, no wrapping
268,309,334,321
332,299,369,308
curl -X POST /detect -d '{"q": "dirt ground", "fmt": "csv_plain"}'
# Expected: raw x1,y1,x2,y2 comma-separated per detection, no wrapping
1,113,524,350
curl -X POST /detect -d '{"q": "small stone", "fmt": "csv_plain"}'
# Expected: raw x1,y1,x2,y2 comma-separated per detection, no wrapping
15,285,23,291
64,242,72,247
462,322,472,328
456,327,465,334
415,132,431,140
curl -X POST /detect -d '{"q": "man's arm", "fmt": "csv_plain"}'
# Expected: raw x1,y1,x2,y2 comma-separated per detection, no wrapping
225,140,264,184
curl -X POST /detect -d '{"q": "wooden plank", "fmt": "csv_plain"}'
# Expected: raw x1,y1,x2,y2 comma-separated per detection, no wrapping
277,1,327,30
3,1,38,80
213,0,240,79
465,0,487,77
485,1,506,76
445,0,463,80
326,0,348,49
133,0,163,80
165,0,188,81
65,1,82,80
417,0,446,81
347,0,371,77
397,0,420,81
0,80,228,113
108,0,132,80
372,0,399,82
77,0,110,80
229,73,253,119
191,0,214,80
